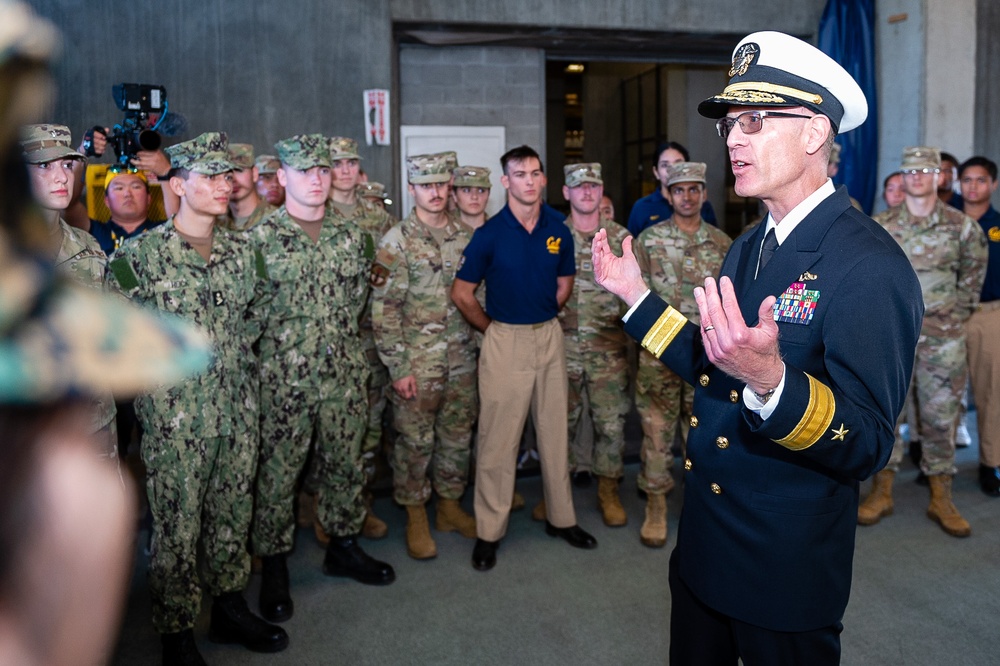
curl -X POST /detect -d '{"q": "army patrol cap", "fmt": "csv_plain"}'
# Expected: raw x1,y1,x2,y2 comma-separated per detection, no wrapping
275,134,330,170
900,146,941,171
255,154,280,174
0,227,211,402
698,31,868,134
406,152,453,185
165,131,237,175
358,181,390,202
20,124,83,164
328,136,361,161
452,166,491,189
228,143,255,170
564,163,603,188
666,162,707,187
440,151,458,171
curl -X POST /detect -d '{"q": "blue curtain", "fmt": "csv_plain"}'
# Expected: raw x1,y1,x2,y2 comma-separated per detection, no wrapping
818,0,877,214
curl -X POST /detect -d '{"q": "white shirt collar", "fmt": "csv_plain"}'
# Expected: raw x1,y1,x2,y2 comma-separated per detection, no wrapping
763,178,837,244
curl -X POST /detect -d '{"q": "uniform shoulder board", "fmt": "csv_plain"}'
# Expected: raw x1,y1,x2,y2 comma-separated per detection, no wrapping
109,256,139,291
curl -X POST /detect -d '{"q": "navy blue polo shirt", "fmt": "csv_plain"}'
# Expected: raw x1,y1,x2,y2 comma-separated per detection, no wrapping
88,217,165,256
457,202,574,324
975,205,1000,303
626,189,717,236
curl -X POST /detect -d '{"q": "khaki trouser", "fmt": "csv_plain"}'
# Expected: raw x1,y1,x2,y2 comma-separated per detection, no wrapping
474,319,576,541
968,302,1000,466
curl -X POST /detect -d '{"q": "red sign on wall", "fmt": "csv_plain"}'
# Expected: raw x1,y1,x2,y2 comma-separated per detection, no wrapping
364,89,390,146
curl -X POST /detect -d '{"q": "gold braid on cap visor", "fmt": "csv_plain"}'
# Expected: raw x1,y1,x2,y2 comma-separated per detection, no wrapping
720,82,823,106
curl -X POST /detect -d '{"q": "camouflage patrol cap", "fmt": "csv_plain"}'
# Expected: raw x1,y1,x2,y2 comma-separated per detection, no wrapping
452,166,492,189
328,136,361,161
20,124,83,164
564,163,603,188
165,131,236,175
228,143,255,170
666,162,707,187
406,153,452,184
275,134,330,169
357,181,389,201
254,154,280,174
0,227,211,403
901,146,941,171
440,151,458,171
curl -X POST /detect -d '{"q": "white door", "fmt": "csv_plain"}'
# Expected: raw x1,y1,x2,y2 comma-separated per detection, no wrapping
399,125,506,218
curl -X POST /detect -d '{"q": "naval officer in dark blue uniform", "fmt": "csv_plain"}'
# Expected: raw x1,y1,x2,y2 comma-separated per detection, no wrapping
592,31,923,666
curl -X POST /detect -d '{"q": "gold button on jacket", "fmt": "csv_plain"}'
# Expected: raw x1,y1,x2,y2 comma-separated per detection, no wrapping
710,483,722,495
716,436,729,449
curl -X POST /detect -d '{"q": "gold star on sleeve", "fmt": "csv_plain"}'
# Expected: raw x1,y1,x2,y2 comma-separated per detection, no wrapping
831,424,849,441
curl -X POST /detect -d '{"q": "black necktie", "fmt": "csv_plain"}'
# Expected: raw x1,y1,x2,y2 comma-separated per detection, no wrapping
758,228,778,275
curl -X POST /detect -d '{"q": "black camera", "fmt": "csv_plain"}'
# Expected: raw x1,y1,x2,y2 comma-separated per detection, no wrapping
97,83,167,167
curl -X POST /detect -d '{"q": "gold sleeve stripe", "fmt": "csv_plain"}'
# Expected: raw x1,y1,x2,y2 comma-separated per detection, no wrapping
723,82,823,106
775,374,836,451
641,306,688,359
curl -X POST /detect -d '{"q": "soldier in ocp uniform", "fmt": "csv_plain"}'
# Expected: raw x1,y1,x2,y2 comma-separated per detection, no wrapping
358,181,392,211
632,162,732,547
218,143,275,232
865,146,988,537
251,134,395,628
255,153,284,206
558,162,632,527
451,165,492,230
108,132,286,663
371,152,479,559
20,123,118,460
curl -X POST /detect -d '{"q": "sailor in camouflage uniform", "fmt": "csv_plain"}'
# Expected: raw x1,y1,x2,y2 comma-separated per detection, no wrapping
865,146,988,537
107,132,287,663
218,143,275,232
558,163,632,527
371,152,479,559
251,134,395,628
255,153,285,207
632,162,732,547
21,123,118,459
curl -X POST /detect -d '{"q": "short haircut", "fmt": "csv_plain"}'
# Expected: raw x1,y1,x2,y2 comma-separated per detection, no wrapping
940,151,959,167
166,167,191,181
653,141,690,165
882,171,902,190
500,145,543,176
959,156,998,181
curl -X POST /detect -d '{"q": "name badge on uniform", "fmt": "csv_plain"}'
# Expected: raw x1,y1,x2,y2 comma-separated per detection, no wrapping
773,281,819,325
581,260,592,271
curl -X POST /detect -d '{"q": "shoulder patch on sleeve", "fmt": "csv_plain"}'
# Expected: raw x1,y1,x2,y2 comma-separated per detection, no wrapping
109,256,139,291
370,246,400,287
254,248,269,280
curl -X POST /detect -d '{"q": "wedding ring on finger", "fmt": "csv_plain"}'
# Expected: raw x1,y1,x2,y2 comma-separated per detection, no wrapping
703,325,715,332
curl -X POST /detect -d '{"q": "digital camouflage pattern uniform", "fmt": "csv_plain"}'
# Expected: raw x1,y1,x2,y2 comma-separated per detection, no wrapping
874,198,988,475
632,208,732,494
327,137,397,485
251,134,372,557
217,143,276,232
107,132,273,634
371,203,478,506
559,168,631,479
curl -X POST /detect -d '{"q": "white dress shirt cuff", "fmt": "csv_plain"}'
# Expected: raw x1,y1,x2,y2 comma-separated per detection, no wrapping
743,363,787,420
622,289,652,322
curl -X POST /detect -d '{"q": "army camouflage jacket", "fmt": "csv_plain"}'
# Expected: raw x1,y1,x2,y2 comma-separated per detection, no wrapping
874,200,988,335
218,198,276,232
251,205,372,385
633,217,732,323
559,216,630,354
370,209,477,381
107,220,273,439
56,218,117,432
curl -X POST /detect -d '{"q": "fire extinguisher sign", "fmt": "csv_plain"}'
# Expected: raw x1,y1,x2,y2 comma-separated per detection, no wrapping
363,89,390,146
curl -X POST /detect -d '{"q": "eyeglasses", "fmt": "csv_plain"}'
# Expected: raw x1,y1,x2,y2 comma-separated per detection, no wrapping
715,110,814,138
901,168,941,175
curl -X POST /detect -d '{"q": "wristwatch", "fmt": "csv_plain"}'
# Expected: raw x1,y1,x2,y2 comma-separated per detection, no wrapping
751,387,776,405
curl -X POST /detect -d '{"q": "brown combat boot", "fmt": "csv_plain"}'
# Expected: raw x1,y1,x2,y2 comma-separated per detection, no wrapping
511,490,525,511
927,474,971,537
362,491,388,540
640,493,667,547
405,504,437,559
435,498,477,538
857,469,895,526
597,476,627,527
531,499,547,522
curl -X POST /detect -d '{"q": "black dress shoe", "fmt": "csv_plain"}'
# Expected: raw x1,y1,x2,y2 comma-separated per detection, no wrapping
323,535,396,585
979,464,1000,497
571,470,593,488
259,553,293,622
545,521,598,549
162,629,207,666
472,538,498,571
208,592,289,653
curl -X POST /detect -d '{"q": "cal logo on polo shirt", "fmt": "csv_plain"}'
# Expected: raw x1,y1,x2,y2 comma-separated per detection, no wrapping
546,237,561,254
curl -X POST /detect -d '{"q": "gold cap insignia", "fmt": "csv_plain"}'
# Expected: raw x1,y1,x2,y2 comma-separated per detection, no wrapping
729,42,759,77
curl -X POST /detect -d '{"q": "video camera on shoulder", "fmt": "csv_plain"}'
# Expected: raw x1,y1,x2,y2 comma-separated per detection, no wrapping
84,83,167,168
